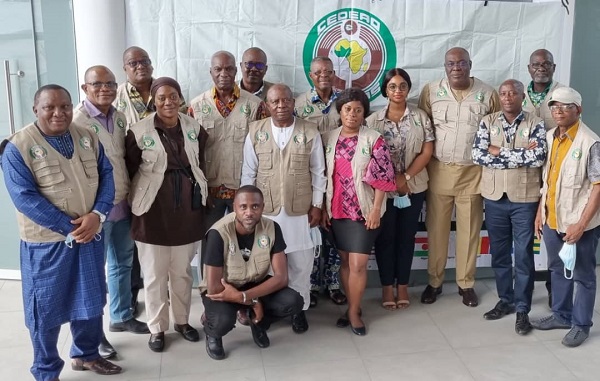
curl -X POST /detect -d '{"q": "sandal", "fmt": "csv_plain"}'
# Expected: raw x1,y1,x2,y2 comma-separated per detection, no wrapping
327,289,347,305
382,301,397,311
71,357,122,375
396,299,410,309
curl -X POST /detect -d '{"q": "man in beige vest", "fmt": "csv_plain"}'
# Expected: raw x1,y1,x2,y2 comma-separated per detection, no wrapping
472,79,547,335
189,50,268,232
0,85,121,379
239,47,273,101
531,87,600,348
242,84,326,334
74,66,150,359
418,47,500,307
201,186,303,360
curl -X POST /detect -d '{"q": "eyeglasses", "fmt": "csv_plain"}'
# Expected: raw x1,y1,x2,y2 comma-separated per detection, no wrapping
267,98,293,106
311,69,334,77
387,83,409,93
444,60,470,69
550,104,577,112
530,62,554,70
126,59,152,68
211,66,237,74
243,61,266,71
86,81,118,89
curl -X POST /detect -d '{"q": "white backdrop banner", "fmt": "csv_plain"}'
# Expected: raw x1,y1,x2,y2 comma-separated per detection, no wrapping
125,0,568,270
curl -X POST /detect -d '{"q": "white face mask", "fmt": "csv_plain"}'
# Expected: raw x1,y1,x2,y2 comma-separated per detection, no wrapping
558,242,576,279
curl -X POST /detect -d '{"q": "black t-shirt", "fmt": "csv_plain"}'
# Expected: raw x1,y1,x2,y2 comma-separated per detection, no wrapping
203,221,286,267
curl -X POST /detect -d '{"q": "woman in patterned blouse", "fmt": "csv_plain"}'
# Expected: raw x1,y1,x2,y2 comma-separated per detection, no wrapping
321,88,396,335
366,68,435,311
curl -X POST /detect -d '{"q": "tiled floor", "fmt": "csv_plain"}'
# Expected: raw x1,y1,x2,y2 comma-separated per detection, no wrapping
1,275,600,381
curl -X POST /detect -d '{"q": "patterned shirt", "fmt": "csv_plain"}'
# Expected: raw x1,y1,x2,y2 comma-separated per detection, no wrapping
472,111,547,169
120,80,188,121
188,84,268,120
378,106,435,173
310,88,341,115
526,81,551,108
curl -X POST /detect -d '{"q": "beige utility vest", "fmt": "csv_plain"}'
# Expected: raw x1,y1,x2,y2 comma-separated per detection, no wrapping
479,111,543,202
294,90,340,134
367,106,430,194
428,77,496,165
72,104,130,204
189,89,262,189
114,82,144,127
128,113,208,216
249,118,318,216
8,123,100,242
323,126,387,218
541,122,600,232
522,81,564,131
199,213,274,293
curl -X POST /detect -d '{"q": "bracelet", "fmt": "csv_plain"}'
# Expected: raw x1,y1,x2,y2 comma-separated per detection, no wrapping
242,291,247,304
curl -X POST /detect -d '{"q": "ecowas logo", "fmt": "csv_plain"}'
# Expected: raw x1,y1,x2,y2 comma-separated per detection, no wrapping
303,8,396,101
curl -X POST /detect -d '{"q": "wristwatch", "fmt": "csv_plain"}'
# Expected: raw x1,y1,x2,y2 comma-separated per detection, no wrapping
312,203,323,209
92,210,106,223
404,173,411,181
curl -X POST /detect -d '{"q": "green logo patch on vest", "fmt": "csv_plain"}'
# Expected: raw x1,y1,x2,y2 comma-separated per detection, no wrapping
361,145,371,156
293,132,307,144
228,242,236,256
255,131,269,143
79,137,92,150
142,135,155,149
90,123,100,134
29,145,47,160
201,104,212,115
117,100,127,111
522,99,528,108
257,234,270,248
572,148,582,160
490,126,501,137
436,87,448,98
187,130,198,142
325,144,333,154
240,104,251,116
116,118,125,130
519,128,530,138
475,92,485,103
303,105,314,116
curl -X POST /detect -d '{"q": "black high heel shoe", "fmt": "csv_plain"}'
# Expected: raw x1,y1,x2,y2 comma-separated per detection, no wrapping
335,309,362,328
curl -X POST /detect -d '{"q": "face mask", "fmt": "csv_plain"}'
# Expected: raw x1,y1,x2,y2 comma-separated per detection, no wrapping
393,194,411,209
558,242,576,279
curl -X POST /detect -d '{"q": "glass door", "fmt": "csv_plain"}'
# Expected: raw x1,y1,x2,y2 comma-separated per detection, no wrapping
0,0,38,277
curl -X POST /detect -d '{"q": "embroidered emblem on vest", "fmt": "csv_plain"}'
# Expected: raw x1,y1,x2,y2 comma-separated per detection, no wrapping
29,145,47,159
116,118,125,130
361,145,371,156
519,128,530,138
303,105,314,115
90,123,100,134
201,104,212,115
257,234,270,248
255,131,269,143
240,104,251,116
142,135,155,149
79,137,92,150
490,126,501,137
187,130,198,142
293,132,307,144
522,99,528,107
117,100,127,111
228,242,236,256
475,92,485,103
414,119,422,127
572,148,582,160
436,87,447,98
325,144,333,154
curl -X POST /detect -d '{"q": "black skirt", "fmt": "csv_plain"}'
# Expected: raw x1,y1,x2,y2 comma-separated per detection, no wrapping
330,218,380,254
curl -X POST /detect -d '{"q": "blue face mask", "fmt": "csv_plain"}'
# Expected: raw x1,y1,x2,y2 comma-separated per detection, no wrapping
558,242,576,279
393,194,411,209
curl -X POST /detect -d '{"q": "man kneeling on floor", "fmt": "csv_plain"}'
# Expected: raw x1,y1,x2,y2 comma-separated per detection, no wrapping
199,185,304,360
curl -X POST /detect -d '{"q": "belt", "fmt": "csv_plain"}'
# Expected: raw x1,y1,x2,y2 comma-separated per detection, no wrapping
209,185,236,200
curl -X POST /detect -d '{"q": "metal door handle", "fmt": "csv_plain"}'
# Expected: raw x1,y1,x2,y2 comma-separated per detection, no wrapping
3,60,25,135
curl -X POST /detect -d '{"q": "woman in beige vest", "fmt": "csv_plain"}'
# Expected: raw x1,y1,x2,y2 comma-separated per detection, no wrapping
322,88,396,336
367,69,434,311
125,78,208,352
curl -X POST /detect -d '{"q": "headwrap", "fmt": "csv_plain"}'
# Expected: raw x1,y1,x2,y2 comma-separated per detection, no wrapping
150,77,183,98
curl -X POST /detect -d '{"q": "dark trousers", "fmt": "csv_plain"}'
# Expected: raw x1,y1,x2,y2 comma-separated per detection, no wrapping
485,197,537,313
202,287,303,338
374,193,425,286
204,198,234,232
543,224,600,329
131,245,142,296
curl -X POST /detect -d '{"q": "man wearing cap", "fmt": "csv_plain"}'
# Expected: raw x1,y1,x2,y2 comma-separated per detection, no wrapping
531,87,600,348
239,47,273,101
472,79,547,335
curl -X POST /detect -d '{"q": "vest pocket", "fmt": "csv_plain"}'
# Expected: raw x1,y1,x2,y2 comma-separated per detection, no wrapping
81,157,99,185
141,150,159,173
481,170,495,195
33,160,65,187
256,177,273,213
292,178,312,213
253,256,271,281
234,122,248,143
226,264,246,284
432,106,448,124
468,104,488,126
290,153,309,173
257,152,272,170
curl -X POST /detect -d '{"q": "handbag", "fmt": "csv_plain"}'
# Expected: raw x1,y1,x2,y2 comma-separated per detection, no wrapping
160,129,203,210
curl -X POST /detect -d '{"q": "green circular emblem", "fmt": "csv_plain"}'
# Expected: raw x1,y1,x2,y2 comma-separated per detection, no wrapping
142,135,155,149
519,128,530,138
490,126,501,136
187,130,198,142
29,145,47,159
361,146,370,156
326,144,333,154
90,124,100,134
79,137,92,150
117,119,125,130
437,87,448,98
257,234,270,249
294,133,307,144
302,8,396,101
255,131,269,143
475,92,485,103
240,104,251,116
572,148,582,160
201,104,212,115
117,100,127,111
303,105,315,116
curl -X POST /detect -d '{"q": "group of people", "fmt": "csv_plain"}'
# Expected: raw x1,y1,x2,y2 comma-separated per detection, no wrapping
1,43,598,381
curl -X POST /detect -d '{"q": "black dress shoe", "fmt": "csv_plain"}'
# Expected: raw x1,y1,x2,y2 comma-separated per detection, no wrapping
421,285,442,304
327,289,348,305
99,335,117,359
250,323,270,348
458,287,479,307
351,325,367,336
205,334,225,360
336,309,362,328
515,312,533,335
109,318,150,334
291,311,309,333
483,301,515,320
174,324,200,342
148,332,165,352
309,291,318,308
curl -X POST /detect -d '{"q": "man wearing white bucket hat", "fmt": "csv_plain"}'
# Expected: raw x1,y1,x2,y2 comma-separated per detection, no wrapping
532,87,600,347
